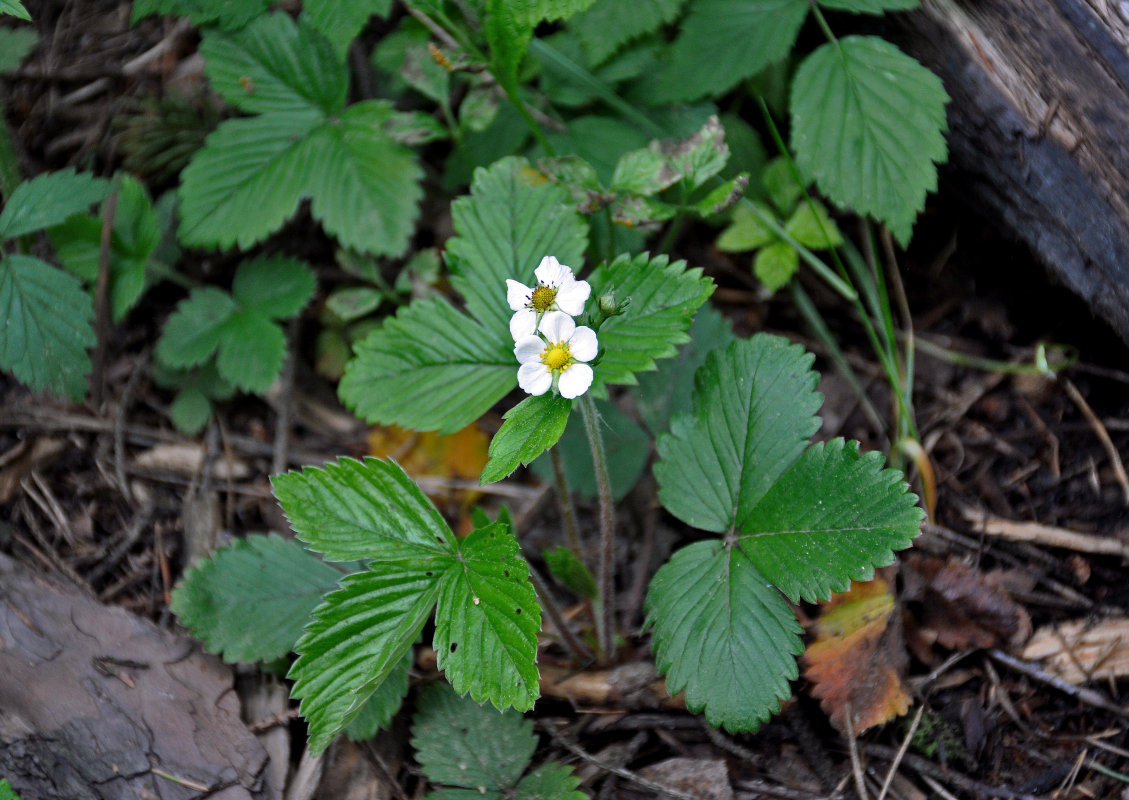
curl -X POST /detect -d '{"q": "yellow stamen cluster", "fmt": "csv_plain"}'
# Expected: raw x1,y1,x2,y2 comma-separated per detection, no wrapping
530,284,557,312
541,343,571,372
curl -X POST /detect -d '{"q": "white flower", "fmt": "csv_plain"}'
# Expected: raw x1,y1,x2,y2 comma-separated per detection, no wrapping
514,311,598,399
506,256,591,340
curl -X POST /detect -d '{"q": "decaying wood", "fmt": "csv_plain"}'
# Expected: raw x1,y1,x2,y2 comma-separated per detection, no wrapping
0,553,271,800
1022,617,1129,684
896,0,1129,345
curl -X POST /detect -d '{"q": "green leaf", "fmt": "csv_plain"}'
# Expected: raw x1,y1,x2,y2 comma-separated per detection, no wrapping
446,156,588,336
818,0,918,12
290,561,443,754
326,287,383,322
411,682,535,791
169,386,213,434
645,540,803,731
737,438,923,602
201,13,346,115
716,201,775,252
305,0,393,59
753,241,799,290
0,255,94,400
762,157,802,213
486,0,533,94
517,0,599,24
481,394,572,485
231,255,316,319
571,0,686,65
784,201,842,250
171,533,343,663
0,778,24,800
434,524,541,711
131,0,270,29
513,763,587,800
272,456,455,562
0,0,30,20
155,287,238,369
649,0,808,104
345,647,412,741
0,169,111,239
0,28,37,70
632,303,735,436
543,546,597,599
585,252,714,395
610,116,728,195
654,335,822,533
790,36,948,245
215,310,286,393
339,297,516,434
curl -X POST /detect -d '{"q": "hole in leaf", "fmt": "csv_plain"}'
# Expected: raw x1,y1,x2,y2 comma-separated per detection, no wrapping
450,642,458,653
425,571,433,576
504,569,510,577
515,608,522,614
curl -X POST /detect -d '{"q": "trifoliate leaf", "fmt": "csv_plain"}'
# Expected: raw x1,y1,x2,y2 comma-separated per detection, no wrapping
716,201,775,252
345,647,412,741
201,13,346,115
231,255,316,319
339,297,516,434
571,0,686,65
785,201,842,250
481,393,572,484
513,764,587,800
818,0,918,12
171,533,344,663
737,438,923,602
654,335,821,533
272,456,455,563
305,0,393,59
543,546,597,599
412,682,536,791
0,255,94,400
0,169,111,239
155,287,238,369
215,310,285,393
648,0,808,104
446,156,588,337
434,524,541,711
753,241,799,290
0,28,37,70
632,303,735,436
0,0,30,20
290,561,445,754
585,252,714,396
645,540,803,731
790,36,948,245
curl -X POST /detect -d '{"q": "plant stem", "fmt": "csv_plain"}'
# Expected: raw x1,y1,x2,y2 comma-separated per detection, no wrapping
549,446,584,555
579,394,616,662
527,562,595,664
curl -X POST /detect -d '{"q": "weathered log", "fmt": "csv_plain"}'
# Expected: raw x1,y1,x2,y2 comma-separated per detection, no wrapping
895,0,1129,345
0,553,271,800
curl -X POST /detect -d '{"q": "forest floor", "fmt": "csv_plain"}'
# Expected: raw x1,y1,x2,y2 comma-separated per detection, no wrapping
3,3,1129,800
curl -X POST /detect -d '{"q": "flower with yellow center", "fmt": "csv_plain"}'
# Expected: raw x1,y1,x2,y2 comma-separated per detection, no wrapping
506,256,591,340
514,311,598,399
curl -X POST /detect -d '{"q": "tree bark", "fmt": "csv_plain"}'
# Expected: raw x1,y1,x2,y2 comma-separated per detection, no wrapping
896,0,1129,345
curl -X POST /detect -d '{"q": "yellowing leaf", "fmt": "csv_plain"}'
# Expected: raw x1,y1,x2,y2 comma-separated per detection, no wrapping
803,575,911,733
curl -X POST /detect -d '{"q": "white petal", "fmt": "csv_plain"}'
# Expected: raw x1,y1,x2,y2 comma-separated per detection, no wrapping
554,279,591,315
534,256,568,287
506,279,532,311
558,364,593,398
514,334,545,364
568,326,598,362
509,309,538,340
539,310,575,343
518,362,552,395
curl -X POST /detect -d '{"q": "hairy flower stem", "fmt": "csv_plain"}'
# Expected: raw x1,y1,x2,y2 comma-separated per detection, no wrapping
579,395,616,662
527,562,595,664
549,446,584,556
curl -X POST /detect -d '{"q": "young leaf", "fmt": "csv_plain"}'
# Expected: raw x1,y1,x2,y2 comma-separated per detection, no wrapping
0,0,30,20
434,524,541,711
345,647,412,741
446,157,588,337
200,13,347,115
0,169,111,239
171,533,344,663
543,546,597,599
753,241,799,290
411,682,536,792
585,252,714,396
339,297,516,434
649,0,808,104
155,287,238,369
790,36,948,245
271,456,454,562
736,438,924,602
215,309,286,393
645,540,803,731
0,255,94,400
716,201,775,252
571,0,685,65
231,256,316,319
654,335,821,533
169,385,213,435
480,393,572,485
785,201,842,250
290,561,445,754
818,0,918,12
